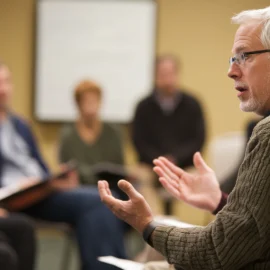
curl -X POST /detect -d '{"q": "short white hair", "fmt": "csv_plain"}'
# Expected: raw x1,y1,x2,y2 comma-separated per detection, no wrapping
232,6,270,49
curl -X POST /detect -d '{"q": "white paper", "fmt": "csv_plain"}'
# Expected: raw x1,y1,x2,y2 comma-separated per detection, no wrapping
0,184,21,200
154,217,200,228
98,256,144,270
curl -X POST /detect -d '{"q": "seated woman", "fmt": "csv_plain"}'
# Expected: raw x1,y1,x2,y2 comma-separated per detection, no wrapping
59,79,163,215
59,80,125,195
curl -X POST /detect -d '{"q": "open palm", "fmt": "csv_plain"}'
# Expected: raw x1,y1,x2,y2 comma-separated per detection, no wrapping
153,152,222,212
98,180,153,233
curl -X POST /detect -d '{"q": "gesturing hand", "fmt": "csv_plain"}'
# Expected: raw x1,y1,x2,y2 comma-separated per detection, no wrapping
98,180,154,234
153,152,222,212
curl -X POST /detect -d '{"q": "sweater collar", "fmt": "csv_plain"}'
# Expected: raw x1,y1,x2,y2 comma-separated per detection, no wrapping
152,89,183,114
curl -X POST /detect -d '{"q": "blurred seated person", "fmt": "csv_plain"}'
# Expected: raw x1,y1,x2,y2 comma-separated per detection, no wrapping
132,54,205,213
132,54,205,169
0,62,126,270
59,80,126,196
0,210,35,270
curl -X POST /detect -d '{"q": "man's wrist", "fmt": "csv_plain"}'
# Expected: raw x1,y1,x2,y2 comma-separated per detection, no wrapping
142,220,160,246
212,192,228,215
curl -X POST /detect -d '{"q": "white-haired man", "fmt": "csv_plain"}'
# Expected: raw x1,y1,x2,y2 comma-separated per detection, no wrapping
99,6,270,270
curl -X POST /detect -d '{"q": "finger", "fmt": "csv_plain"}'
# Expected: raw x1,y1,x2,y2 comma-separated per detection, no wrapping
103,180,113,196
98,181,122,208
98,180,110,199
118,180,141,200
153,166,163,177
158,157,186,178
153,159,179,182
193,152,212,173
156,170,179,190
154,164,183,192
153,164,166,178
153,167,179,190
157,159,193,188
159,177,180,199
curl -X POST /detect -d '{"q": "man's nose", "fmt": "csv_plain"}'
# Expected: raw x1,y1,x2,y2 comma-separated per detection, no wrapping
228,62,242,80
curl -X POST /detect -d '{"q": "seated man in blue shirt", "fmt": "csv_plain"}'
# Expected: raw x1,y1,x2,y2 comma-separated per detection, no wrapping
0,62,126,270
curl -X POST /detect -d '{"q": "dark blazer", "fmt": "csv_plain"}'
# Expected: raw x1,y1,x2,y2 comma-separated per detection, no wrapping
0,114,49,186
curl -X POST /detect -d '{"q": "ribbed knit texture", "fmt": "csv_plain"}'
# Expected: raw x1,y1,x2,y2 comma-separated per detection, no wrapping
152,116,270,270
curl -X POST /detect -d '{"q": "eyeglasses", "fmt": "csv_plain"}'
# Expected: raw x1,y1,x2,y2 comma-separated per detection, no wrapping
229,49,270,66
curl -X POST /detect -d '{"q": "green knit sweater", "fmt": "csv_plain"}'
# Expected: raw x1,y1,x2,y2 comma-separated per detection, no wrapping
152,117,270,270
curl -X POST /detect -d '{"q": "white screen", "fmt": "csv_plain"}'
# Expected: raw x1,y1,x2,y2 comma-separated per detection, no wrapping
35,0,156,122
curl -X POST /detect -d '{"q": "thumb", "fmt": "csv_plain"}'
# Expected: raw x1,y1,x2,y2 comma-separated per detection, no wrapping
193,152,211,173
118,180,141,200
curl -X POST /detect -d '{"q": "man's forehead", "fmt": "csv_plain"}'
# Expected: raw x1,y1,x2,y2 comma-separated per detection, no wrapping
231,23,263,53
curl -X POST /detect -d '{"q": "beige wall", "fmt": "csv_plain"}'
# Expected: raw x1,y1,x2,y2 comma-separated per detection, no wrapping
0,0,269,171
